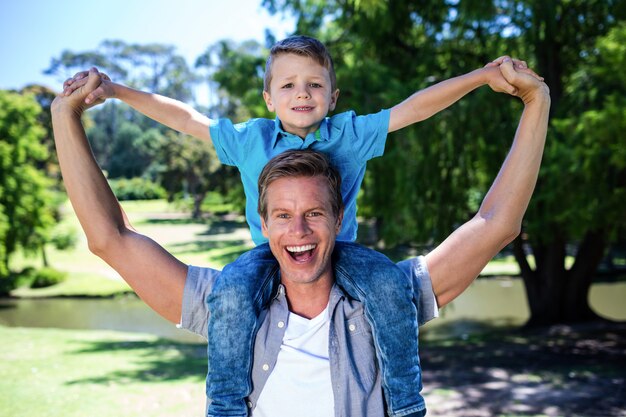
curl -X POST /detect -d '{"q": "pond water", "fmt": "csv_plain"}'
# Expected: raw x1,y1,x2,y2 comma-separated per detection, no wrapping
1,278,624,342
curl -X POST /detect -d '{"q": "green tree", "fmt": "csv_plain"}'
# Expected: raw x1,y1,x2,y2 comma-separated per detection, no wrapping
153,132,221,219
259,0,625,325
0,91,55,282
196,39,269,119
45,40,197,103
515,23,626,325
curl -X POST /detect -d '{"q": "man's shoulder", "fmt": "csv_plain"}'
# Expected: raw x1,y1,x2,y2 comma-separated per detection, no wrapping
180,265,222,338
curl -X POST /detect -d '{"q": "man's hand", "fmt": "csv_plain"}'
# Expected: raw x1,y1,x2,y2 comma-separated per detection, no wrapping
482,57,543,96
62,68,114,105
53,67,108,115
498,57,550,104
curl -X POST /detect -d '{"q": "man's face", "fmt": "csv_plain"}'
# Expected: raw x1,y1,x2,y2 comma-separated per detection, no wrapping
261,176,343,289
263,53,340,139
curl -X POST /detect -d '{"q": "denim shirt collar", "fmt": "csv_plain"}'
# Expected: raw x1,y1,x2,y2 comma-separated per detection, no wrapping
274,282,345,313
271,116,331,148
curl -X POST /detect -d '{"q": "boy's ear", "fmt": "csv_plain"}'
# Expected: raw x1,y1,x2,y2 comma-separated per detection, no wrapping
263,91,275,112
329,89,340,111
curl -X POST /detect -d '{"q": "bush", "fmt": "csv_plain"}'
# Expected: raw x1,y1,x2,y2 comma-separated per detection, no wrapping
50,223,78,250
109,177,166,201
30,267,67,288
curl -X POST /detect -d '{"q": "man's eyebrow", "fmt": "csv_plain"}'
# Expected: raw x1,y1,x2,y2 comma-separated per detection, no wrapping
269,207,289,215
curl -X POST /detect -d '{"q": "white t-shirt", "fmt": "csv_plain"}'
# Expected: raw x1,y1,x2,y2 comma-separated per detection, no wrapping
254,304,334,417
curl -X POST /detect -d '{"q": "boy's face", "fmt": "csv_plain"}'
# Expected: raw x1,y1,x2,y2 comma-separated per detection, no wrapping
263,53,340,139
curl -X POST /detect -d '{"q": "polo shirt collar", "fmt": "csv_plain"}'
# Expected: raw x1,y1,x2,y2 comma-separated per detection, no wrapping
271,116,331,148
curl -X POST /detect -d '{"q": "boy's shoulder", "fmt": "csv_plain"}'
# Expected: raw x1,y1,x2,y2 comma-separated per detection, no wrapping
213,116,276,132
328,108,390,123
326,108,391,136
210,116,278,144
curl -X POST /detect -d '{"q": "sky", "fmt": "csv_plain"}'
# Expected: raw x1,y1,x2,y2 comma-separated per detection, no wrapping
0,0,295,92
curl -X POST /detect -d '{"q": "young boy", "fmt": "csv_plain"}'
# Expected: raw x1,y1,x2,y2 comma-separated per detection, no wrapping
64,36,535,417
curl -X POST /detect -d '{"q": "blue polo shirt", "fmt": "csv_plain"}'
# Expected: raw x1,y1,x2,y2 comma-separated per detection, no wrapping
209,109,390,245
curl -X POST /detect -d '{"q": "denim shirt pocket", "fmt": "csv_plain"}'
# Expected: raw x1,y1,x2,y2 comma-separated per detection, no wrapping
344,313,378,385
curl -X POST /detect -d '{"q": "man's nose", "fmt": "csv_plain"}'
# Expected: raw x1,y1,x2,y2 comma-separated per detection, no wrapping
290,216,311,236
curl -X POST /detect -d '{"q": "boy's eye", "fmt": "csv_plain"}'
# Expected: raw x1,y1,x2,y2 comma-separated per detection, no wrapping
309,83,322,88
281,83,293,89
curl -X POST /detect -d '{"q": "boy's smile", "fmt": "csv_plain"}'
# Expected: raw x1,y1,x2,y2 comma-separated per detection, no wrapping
263,54,340,139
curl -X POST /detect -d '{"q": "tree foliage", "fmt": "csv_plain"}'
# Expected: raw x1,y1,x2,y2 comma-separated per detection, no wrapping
0,91,56,278
45,40,197,103
153,132,222,219
259,0,626,325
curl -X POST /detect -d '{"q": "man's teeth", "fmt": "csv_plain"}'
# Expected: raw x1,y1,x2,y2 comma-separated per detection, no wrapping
286,244,316,253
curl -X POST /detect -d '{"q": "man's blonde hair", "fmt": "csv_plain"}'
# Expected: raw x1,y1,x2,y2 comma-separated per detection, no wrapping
258,150,343,221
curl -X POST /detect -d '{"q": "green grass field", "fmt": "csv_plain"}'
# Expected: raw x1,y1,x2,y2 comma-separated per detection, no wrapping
0,326,206,417
10,199,255,297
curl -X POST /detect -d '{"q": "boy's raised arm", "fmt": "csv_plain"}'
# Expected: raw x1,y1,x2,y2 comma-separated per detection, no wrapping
388,59,540,133
63,69,213,143
426,58,550,307
53,69,189,323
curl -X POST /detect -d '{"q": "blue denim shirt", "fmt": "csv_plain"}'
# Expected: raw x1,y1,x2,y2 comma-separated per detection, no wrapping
209,109,390,244
180,256,437,416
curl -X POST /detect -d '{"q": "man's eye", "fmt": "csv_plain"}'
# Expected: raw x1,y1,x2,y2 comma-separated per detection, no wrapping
277,213,290,219
307,212,322,217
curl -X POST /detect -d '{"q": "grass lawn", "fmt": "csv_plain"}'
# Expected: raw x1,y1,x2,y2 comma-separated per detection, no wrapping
10,199,532,298
10,199,254,298
2,321,624,417
0,325,206,417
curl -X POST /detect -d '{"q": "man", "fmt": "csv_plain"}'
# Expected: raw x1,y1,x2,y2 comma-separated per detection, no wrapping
51,57,549,416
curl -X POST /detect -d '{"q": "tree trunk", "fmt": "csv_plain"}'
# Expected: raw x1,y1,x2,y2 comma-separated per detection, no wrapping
513,229,608,327
192,192,206,220
41,246,49,268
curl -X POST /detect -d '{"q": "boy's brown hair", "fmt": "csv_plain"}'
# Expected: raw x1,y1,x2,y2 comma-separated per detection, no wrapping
263,35,337,92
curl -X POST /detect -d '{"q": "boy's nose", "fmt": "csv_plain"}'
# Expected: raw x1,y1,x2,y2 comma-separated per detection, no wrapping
296,86,311,99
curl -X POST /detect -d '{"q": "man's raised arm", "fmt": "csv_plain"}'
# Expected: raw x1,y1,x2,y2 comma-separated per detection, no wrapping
427,58,551,307
52,68,188,323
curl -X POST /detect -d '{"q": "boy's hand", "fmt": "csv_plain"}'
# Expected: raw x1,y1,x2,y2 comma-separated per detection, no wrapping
499,57,550,104
62,68,114,104
483,56,544,96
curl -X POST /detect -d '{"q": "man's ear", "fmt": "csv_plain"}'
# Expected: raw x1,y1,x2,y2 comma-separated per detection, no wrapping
329,89,340,111
263,91,275,112
261,215,269,238
335,209,344,234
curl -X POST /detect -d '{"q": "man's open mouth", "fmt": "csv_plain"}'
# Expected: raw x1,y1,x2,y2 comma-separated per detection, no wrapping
286,244,316,261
